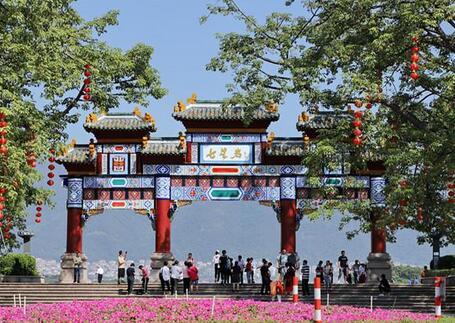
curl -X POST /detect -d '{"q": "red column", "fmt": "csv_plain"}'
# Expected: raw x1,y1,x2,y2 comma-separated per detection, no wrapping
155,199,171,253
66,208,83,253
371,227,386,253
280,199,296,253
186,142,192,163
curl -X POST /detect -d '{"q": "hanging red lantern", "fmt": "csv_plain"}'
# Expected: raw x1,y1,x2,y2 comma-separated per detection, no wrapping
354,111,363,119
352,120,362,128
0,130,6,136
36,212,42,218
399,199,408,206
366,102,372,109
4,233,10,239
48,164,55,170
48,156,55,163
84,78,91,85
48,172,55,178
47,180,54,186
30,161,36,168
352,137,362,146
411,46,419,53
0,196,5,202
353,128,362,136
0,204,3,211
36,206,42,212
84,64,91,69
410,62,419,71
35,218,41,223
411,53,419,62
410,72,419,80
354,100,362,108
84,70,91,77
0,137,6,145
448,183,454,189
83,94,91,101
0,121,7,128
417,207,423,222
449,191,455,197
0,213,3,220
0,146,8,155
83,87,91,93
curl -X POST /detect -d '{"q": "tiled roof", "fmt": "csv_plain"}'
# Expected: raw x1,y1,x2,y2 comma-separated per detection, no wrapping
297,112,351,131
266,139,304,157
84,113,156,132
142,139,185,155
56,146,94,164
173,103,279,122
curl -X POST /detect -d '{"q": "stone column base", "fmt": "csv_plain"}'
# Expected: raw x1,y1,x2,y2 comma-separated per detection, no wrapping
59,253,89,284
150,252,174,283
367,252,392,283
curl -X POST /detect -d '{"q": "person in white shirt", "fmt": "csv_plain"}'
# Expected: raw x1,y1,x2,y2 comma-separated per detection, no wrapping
276,249,288,277
159,261,171,293
213,250,221,283
96,265,104,284
170,260,182,294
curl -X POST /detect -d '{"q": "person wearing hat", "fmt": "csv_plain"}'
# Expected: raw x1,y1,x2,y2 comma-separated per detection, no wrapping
126,263,135,295
212,250,221,283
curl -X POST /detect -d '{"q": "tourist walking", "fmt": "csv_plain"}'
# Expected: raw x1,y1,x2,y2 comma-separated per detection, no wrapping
219,250,229,285
245,258,254,284
301,259,310,296
73,252,82,283
170,260,182,294
323,260,332,290
420,265,429,283
182,261,191,295
378,274,391,295
315,260,323,282
126,263,135,295
231,261,241,292
352,260,360,284
260,259,271,295
358,263,367,283
117,250,127,284
237,255,245,285
213,250,221,283
337,250,348,283
188,262,199,293
159,261,171,293
138,265,149,294
96,265,104,284
276,249,288,276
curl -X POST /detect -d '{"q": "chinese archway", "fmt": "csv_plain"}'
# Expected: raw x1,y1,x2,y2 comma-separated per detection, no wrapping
56,99,390,283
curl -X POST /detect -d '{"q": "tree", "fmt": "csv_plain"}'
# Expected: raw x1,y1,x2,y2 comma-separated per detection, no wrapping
0,0,166,249
203,0,454,250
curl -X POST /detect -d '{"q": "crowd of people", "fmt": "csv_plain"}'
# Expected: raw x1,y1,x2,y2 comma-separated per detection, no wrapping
74,249,391,297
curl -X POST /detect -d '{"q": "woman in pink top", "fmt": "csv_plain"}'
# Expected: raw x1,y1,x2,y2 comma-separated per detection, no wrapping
138,265,149,294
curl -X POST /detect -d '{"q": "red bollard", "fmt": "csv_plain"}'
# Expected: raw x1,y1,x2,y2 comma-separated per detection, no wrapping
435,277,442,318
292,276,299,303
314,277,322,323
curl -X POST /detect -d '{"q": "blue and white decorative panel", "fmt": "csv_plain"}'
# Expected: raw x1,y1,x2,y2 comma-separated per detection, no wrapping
130,153,137,174
101,154,108,175
102,144,137,153
199,144,253,164
295,176,370,188
296,177,307,188
143,164,308,176
82,199,154,211
254,143,262,164
192,134,261,143
261,134,268,142
170,186,280,201
83,176,154,189
297,199,326,209
67,178,83,208
191,144,198,164
280,177,296,200
156,177,171,199
186,133,192,142
109,153,128,175
371,177,386,206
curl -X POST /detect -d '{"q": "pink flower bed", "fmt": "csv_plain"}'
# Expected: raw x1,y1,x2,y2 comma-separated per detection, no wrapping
0,298,434,322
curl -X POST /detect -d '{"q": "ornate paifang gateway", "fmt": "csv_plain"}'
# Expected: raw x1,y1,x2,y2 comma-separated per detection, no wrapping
56,98,389,283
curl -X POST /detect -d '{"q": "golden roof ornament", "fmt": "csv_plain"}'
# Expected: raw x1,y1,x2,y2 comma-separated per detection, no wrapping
186,93,197,105
266,131,275,149
178,131,186,149
85,113,98,123
144,112,155,125
69,139,76,148
298,112,310,122
133,107,142,117
142,136,148,148
177,101,186,112
265,101,278,113
303,134,310,148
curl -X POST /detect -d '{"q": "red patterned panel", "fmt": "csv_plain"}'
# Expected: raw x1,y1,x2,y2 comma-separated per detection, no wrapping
185,177,197,187
297,189,309,199
358,189,369,200
240,177,252,188
99,189,110,201
143,190,154,200
268,178,279,187
226,178,238,188
254,178,266,187
83,189,96,200
113,190,126,200
128,190,141,200
171,177,183,187
199,177,210,188
213,178,224,187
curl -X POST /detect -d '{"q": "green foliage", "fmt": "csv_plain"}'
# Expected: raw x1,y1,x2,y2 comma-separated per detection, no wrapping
0,253,38,276
392,264,421,284
205,0,455,246
0,0,166,248
427,269,455,277
437,255,455,269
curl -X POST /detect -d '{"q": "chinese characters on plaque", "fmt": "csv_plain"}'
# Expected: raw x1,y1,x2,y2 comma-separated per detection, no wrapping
200,144,253,164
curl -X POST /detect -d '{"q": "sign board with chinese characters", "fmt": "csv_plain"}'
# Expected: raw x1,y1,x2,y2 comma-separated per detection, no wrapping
199,144,253,164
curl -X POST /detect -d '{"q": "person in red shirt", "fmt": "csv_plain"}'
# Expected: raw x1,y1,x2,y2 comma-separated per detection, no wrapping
138,265,149,294
188,262,199,293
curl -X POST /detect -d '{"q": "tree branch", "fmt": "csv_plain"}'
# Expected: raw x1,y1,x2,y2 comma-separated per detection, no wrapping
60,82,86,116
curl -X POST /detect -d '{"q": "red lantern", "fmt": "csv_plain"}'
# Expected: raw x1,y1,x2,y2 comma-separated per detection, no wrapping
399,199,407,206
352,120,362,128
84,64,91,69
30,161,37,168
0,113,4,119
0,196,5,202
352,137,362,146
411,46,419,53
354,100,362,108
48,164,55,170
366,102,372,109
48,172,55,178
84,78,91,85
0,213,3,220
411,36,418,42
0,130,6,136
0,188,4,194
410,72,419,80
47,180,54,186
353,128,362,136
0,204,3,211
35,218,41,223
417,207,423,222
399,180,408,188
0,121,7,128
0,137,6,145
49,148,55,154
3,227,9,233
411,53,419,62
83,87,91,93
0,146,8,154
36,206,42,212
48,157,55,163
83,94,91,101
448,183,455,189
4,233,10,239
449,191,455,197
354,111,363,119
410,62,419,71
84,70,91,77
36,212,42,217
